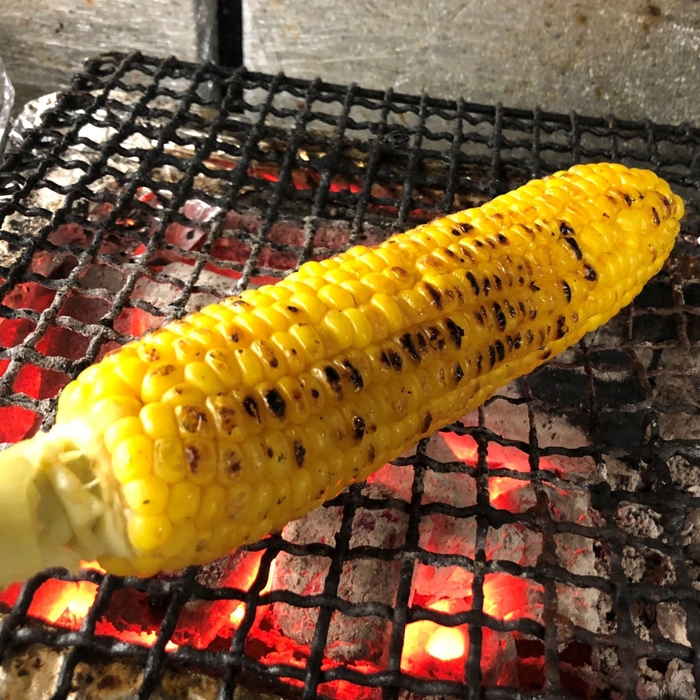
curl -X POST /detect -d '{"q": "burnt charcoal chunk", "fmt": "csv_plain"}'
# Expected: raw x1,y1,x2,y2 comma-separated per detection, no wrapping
593,375,646,409
634,280,674,309
528,367,588,408
632,314,678,343
588,349,633,370
595,410,646,448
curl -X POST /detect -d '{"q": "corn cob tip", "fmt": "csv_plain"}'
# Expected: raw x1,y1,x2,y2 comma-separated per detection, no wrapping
0,424,130,586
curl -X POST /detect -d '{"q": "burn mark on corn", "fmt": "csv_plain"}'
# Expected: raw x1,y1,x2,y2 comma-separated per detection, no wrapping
415,331,428,355
483,277,491,297
540,347,553,360
513,333,522,349
493,302,507,332
458,222,474,233
426,326,446,351
474,311,484,327
562,280,572,303
423,282,443,310
584,264,598,281
476,354,483,374
224,456,242,476
493,275,503,291
623,193,633,206
454,363,464,384
400,333,421,362
353,416,366,441
366,444,377,462
324,366,343,396
178,406,208,433
495,340,505,361
269,356,279,369
564,236,583,260
559,221,575,236
311,388,320,399
505,300,517,318
652,207,660,226
185,446,200,474
287,305,300,314
466,272,480,295
421,412,433,432
518,301,526,316
342,360,364,390
243,396,261,422
293,441,306,466
217,406,238,435
142,348,160,362
264,389,286,419
380,351,391,369
387,350,403,372
488,345,496,368
153,364,175,376
497,234,509,245
445,318,464,348
526,330,535,345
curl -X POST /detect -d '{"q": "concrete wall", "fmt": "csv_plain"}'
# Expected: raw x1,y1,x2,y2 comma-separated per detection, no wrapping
2,0,700,125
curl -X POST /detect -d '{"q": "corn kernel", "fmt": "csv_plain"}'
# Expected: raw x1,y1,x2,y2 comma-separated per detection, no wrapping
141,363,185,403
269,331,306,375
183,438,217,486
165,479,201,523
123,476,169,516
184,361,227,395
91,396,142,434
153,437,189,483
127,513,173,553
161,382,207,407
112,434,154,484
287,292,327,325
105,416,143,454
288,324,325,364
204,348,242,389
195,484,226,531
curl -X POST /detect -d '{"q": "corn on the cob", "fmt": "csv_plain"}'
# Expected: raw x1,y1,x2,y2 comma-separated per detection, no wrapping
0,163,683,584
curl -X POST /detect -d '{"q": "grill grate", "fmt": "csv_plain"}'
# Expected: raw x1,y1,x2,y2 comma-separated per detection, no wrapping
1,51,700,700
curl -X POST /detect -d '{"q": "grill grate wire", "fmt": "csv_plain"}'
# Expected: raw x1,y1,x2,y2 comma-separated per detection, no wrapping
0,51,699,700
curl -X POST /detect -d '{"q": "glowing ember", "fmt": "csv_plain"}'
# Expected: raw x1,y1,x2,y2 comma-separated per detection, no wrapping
426,627,466,661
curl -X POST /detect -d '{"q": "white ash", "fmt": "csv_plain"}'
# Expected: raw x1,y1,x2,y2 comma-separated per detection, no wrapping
656,603,691,647
615,501,664,540
637,658,697,700
270,482,407,664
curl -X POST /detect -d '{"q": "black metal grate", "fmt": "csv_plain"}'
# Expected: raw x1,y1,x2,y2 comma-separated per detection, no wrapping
1,52,700,700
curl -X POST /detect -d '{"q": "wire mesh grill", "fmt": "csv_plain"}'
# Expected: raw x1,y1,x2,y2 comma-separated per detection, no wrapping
1,51,700,700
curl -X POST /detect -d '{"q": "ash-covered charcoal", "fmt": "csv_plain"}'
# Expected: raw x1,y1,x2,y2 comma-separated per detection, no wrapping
271,482,407,664
637,658,697,700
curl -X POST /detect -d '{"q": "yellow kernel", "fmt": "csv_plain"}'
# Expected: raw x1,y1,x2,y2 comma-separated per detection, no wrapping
114,357,148,394
183,438,217,486
160,521,199,559
161,382,207,407
91,396,142,433
288,324,325,364
233,348,265,386
267,479,292,526
341,308,373,349
226,482,253,519
127,512,173,553
140,402,179,439
184,361,227,395
370,293,406,333
321,310,354,350
250,339,288,382
290,469,313,511
287,292,327,325
361,272,396,295
323,267,357,284
123,476,169,515
251,305,289,333
204,348,242,389
242,480,274,523
361,304,389,343
317,284,356,311
265,285,294,302
112,434,154,484
153,437,189,483
91,372,138,401
298,372,326,414
173,337,206,364
269,331,305,375
141,363,185,403
104,416,143,454
299,260,327,278
195,484,226,531
261,430,293,480
232,312,273,339
137,330,178,364
339,279,372,304
166,480,201,523
55,382,91,421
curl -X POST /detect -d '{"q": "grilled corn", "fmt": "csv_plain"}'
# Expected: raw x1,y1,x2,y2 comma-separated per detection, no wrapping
0,163,683,583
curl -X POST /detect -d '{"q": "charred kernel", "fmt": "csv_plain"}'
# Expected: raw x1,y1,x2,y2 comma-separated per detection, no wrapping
623,193,633,206
466,272,480,295
264,389,286,419
493,302,507,332
458,222,473,233
562,280,572,303
483,277,491,296
559,221,575,236
540,347,553,360
474,312,484,327
176,406,208,434
422,282,444,310
530,309,538,320
451,228,462,236
454,363,464,384
445,318,464,348
488,345,496,367
415,331,428,354
556,316,568,339
584,264,598,281
421,412,433,432
505,300,517,318
387,350,403,372
518,301,526,315
293,440,306,466
564,236,583,260
476,354,483,374
652,207,660,226
353,416,366,441
380,352,391,369
324,365,344,396
243,396,261,422
506,335,514,349
530,282,540,292
493,276,502,291
400,333,421,362
495,340,505,361
426,326,445,350
497,234,508,245
341,360,364,390
514,333,522,349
